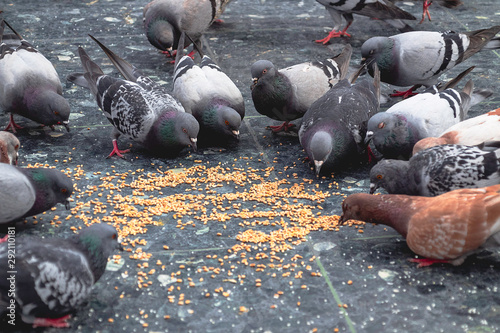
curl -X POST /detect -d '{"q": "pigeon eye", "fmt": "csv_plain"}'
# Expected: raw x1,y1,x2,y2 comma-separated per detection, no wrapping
369,50,374,55
262,69,267,74
112,234,117,240
378,122,385,129
54,111,59,115
182,128,188,134
61,188,67,194
225,120,230,126
376,174,383,180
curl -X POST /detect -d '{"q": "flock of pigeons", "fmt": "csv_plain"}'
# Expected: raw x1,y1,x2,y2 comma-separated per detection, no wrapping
0,0,500,328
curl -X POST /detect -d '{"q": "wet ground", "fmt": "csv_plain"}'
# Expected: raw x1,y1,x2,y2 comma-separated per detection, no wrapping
1,0,500,332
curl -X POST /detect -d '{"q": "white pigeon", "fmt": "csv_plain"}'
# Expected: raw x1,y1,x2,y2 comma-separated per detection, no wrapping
413,108,500,154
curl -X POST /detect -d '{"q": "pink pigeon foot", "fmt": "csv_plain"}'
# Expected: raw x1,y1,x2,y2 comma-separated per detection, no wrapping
0,235,8,244
107,139,130,159
408,257,451,268
268,122,296,133
4,114,23,133
33,314,71,328
419,0,433,24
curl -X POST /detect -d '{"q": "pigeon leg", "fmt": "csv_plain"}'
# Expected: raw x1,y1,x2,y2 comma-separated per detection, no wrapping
315,22,352,44
0,235,8,243
390,85,419,99
268,122,296,133
4,114,23,133
33,314,71,328
106,139,130,159
408,257,451,268
419,0,433,24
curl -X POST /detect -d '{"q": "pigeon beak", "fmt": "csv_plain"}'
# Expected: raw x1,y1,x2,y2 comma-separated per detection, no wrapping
369,183,378,194
64,200,71,210
232,130,240,139
360,57,366,65
364,131,373,144
190,138,197,152
314,160,323,177
117,236,124,251
339,213,349,225
63,121,70,132
251,77,258,90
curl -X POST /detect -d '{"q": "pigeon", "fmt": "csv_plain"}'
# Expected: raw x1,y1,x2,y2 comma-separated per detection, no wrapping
340,184,500,267
0,164,73,224
0,223,121,327
412,108,500,155
173,35,244,145
315,0,416,44
0,131,19,165
67,35,199,158
298,64,381,176
361,25,500,97
143,0,231,57
369,144,500,196
365,80,492,159
251,44,352,133
394,0,463,24
0,20,70,132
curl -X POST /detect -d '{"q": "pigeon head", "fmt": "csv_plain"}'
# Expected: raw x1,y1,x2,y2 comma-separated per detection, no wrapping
369,159,410,194
147,110,199,154
28,90,71,131
309,131,333,177
367,112,417,159
19,167,73,218
340,193,368,224
75,223,121,281
145,17,178,51
361,37,394,79
250,60,276,88
0,131,20,165
198,104,242,140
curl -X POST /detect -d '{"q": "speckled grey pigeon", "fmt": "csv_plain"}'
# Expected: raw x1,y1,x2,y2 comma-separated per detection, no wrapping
0,20,70,132
173,37,244,145
143,0,231,57
365,80,492,160
0,131,19,165
361,25,500,97
67,35,199,158
315,0,416,44
370,144,500,197
298,64,381,176
251,44,352,133
0,223,121,328
0,164,73,224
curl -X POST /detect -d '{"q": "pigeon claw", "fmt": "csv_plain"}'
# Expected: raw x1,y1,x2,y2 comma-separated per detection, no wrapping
408,257,450,268
33,314,71,328
267,122,296,133
390,87,418,99
4,114,23,133
107,139,130,159
419,0,433,24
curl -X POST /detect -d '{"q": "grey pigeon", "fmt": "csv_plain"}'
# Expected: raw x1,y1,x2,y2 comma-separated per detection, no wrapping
143,0,231,57
0,131,19,165
173,38,244,145
365,80,492,160
67,35,199,158
0,223,121,328
298,65,381,176
0,164,73,224
0,20,70,132
361,25,500,97
251,44,352,133
370,144,500,196
315,0,416,44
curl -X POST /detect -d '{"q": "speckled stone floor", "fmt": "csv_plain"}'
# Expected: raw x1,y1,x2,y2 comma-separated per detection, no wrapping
1,0,500,332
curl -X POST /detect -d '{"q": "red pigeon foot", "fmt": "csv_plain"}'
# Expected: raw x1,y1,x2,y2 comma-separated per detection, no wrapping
315,25,352,44
33,315,71,328
408,258,451,268
390,87,418,99
0,235,7,244
107,139,130,159
4,114,23,133
268,122,296,133
419,0,433,24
